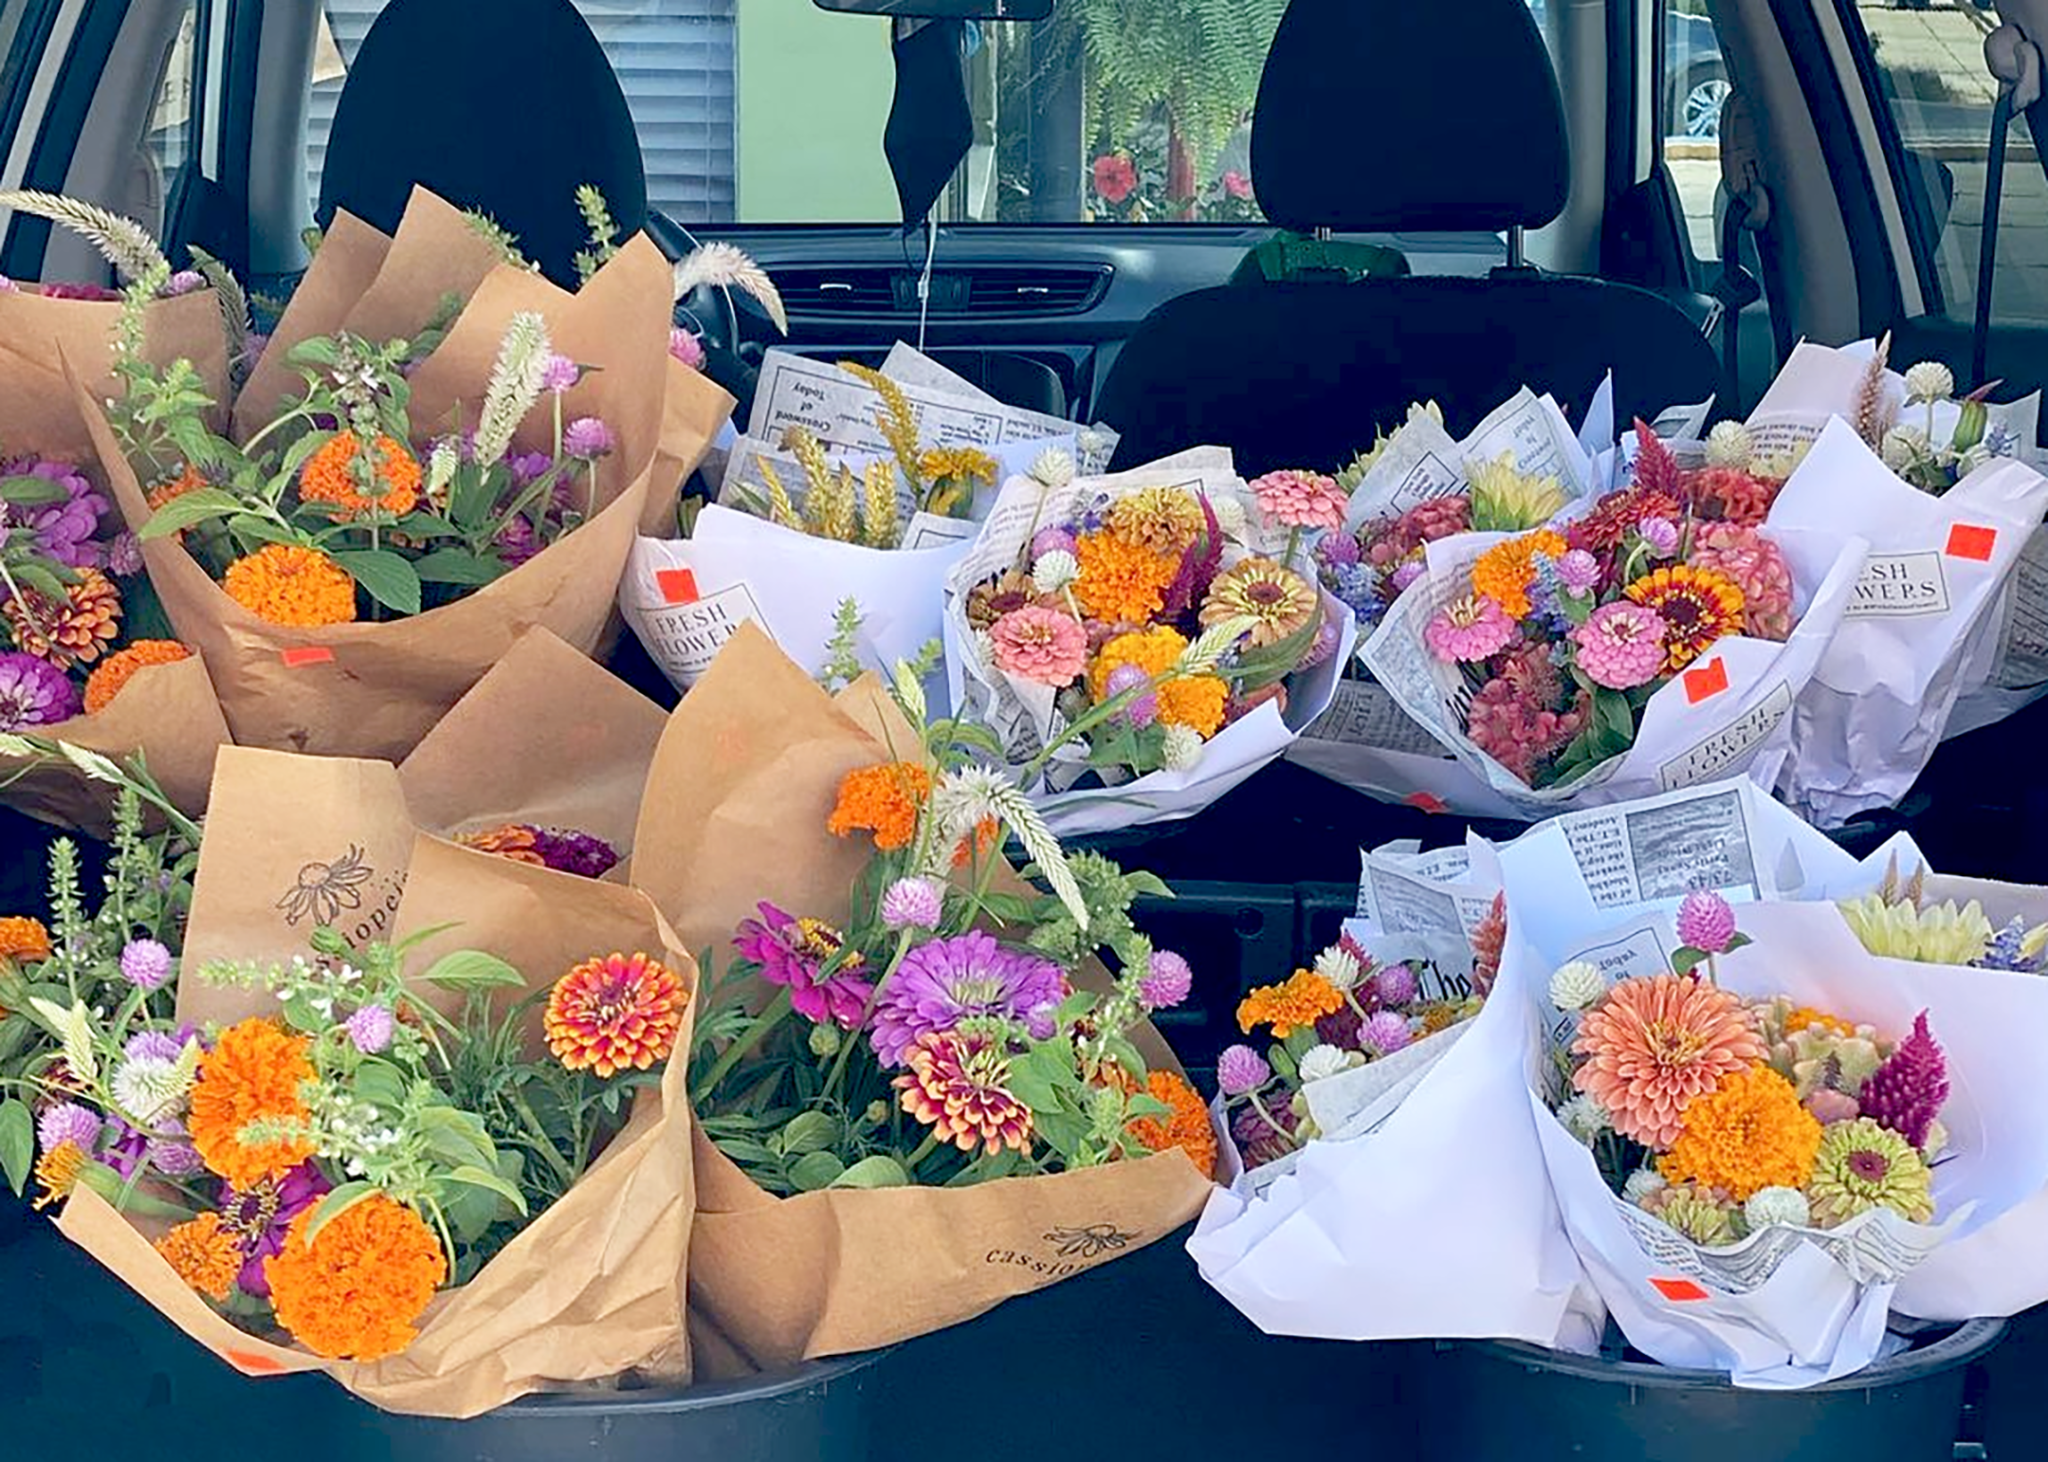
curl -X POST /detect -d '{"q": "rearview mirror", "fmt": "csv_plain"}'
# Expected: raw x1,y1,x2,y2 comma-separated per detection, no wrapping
812,0,1055,19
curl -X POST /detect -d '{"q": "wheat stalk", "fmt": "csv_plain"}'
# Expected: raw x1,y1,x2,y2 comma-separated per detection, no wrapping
861,459,899,547
674,241,787,335
1854,331,1896,449
838,362,925,494
755,458,802,530
0,190,167,282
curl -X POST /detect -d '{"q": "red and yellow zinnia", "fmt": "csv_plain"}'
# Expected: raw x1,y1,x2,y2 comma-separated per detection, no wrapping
544,951,688,1078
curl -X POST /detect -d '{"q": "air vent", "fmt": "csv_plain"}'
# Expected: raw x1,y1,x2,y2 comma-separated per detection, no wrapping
779,264,1112,320
961,266,1109,316
777,267,899,317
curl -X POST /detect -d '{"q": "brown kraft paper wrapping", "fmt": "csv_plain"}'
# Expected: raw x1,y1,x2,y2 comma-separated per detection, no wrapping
629,625,1211,1373
0,284,230,429
72,235,675,760
57,832,698,1418
230,210,395,437
644,357,736,536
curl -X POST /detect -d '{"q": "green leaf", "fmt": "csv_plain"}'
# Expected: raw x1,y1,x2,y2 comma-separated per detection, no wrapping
788,1151,846,1191
779,1110,839,1156
0,474,71,506
350,1058,409,1110
1591,686,1636,748
419,949,525,992
11,561,72,599
411,549,505,587
303,1181,379,1244
289,337,342,367
139,487,243,539
977,891,1037,926
829,1155,910,1189
0,1099,33,1196
225,513,300,548
446,1163,529,1216
1671,947,1706,975
333,548,422,617
1723,932,1753,954
308,926,352,959
1125,871,1173,899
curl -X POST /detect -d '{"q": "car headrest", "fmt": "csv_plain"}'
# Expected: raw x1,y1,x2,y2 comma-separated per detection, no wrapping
317,0,647,287
1251,0,1570,234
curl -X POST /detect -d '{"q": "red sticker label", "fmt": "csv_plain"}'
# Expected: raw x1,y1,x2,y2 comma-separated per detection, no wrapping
1650,1276,1711,1303
656,568,700,605
1683,657,1729,704
279,646,334,668
1946,523,1997,561
225,1349,289,1375
1404,792,1448,815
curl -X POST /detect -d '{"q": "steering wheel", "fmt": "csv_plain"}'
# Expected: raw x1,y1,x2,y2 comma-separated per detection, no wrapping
644,209,742,360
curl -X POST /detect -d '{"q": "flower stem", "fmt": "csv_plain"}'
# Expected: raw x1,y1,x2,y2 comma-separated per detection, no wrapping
904,1128,942,1176
692,985,792,1104
1247,1089,1297,1149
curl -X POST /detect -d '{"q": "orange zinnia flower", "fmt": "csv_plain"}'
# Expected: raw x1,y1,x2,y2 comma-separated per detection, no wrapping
1657,1065,1823,1202
0,916,52,963
827,762,932,851
1072,530,1179,623
82,639,192,714
298,431,423,518
1471,529,1570,619
455,823,544,865
3,568,121,669
1236,969,1344,1038
544,951,689,1078
156,1212,243,1300
222,544,357,628
186,1018,317,1187
1573,974,1764,1147
1128,1069,1219,1178
264,1193,446,1360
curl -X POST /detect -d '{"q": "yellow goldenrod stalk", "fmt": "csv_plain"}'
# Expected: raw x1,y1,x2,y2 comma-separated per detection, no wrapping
861,460,899,548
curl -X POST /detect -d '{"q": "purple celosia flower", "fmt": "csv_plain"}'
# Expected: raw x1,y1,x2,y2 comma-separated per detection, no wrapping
119,937,172,990
880,878,944,932
1860,1011,1949,1150
1031,526,1078,560
734,901,877,1029
1639,516,1680,556
1232,1097,1298,1168
1217,1044,1271,1097
1370,960,1418,1008
870,931,1068,1066
160,270,206,297
1105,662,1158,728
1315,1004,1366,1049
37,1101,100,1156
540,353,582,393
1361,1010,1413,1056
345,1004,395,1055
668,327,706,371
531,827,620,879
124,1030,183,1064
563,416,615,459
0,652,80,731
1675,889,1737,954
1556,548,1602,596
219,1164,330,1297
1139,950,1193,1011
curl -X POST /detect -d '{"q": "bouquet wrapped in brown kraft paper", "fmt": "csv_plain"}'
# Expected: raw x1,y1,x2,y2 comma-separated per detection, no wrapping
69,216,723,759
629,624,1217,1373
0,342,230,833
30,824,700,1418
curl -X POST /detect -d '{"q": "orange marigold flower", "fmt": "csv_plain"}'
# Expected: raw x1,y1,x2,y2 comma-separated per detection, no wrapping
1072,530,1179,623
3,567,121,669
0,916,52,963
544,951,689,1078
1158,674,1228,737
264,1193,446,1360
1089,625,1185,698
1784,1006,1856,1038
951,815,1000,870
1625,565,1746,674
455,823,544,865
1237,969,1345,1038
156,1211,243,1300
1471,529,1570,619
298,431,423,518
827,762,933,851
1128,1069,1219,1178
222,544,357,628
1658,1065,1822,1201
82,639,192,714
147,462,210,510
32,1141,86,1211
187,1018,316,1187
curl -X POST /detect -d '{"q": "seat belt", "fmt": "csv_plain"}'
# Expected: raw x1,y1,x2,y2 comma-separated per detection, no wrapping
1974,22,2043,388
1713,89,1769,417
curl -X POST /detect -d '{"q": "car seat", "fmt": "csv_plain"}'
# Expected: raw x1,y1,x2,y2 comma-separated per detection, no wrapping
1092,0,1721,474
315,0,647,288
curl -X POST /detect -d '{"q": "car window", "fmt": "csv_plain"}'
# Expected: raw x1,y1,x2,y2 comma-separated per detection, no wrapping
137,1,203,240
1663,0,1727,262
303,1,1570,227
1853,0,2048,323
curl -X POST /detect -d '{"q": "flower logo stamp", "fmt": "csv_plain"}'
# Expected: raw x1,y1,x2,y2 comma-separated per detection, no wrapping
1042,1223,1134,1260
276,846,375,926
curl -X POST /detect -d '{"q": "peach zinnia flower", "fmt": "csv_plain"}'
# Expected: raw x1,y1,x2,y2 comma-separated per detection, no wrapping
990,605,1087,685
895,1030,1034,1156
222,544,358,628
1200,558,1318,649
82,638,192,713
544,951,688,1078
297,431,423,518
1573,974,1765,1147
187,1019,317,1187
264,1193,446,1360
3,568,121,669
828,762,932,851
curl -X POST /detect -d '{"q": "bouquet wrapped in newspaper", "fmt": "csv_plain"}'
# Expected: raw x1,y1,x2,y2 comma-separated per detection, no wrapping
940,446,1352,836
620,344,1092,691
1355,425,1865,819
622,625,1213,1372
0,761,699,1417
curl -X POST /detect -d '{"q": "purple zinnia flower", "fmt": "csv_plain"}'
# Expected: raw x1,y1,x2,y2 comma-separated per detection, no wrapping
123,1030,183,1064
0,652,80,731
160,270,206,297
531,827,621,879
119,937,172,991
1370,960,1418,1008
1675,889,1737,954
219,1164,329,1297
97,1116,151,1179
7,458,108,568
1361,1010,1413,1056
540,352,582,393
37,1101,100,1156
734,901,877,1029
1031,526,1078,560
1139,950,1193,1011
345,1004,395,1055
563,416,615,459
1105,662,1158,728
1556,548,1602,595
1860,1011,1949,1150
506,449,554,487
880,878,944,932
496,516,542,568
870,932,1068,1066
669,327,707,371
1217,1044,1272,1097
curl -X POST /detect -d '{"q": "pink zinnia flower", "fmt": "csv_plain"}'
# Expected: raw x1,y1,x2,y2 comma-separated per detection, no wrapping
1250,469,1348,532
1689,522,1795,640
733,902,876,1029
1571,601,1668,689
990,605,1087,685
1424,594,1515,662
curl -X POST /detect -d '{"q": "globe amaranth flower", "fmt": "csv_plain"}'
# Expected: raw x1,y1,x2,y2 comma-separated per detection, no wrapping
1859,1011,1948,1150
880,877,944,932
1312,942,1364,992
1216,1044,1272,1097
895,1029,1034,1155
82,639,191,715
3,568,120,669
119,937,173,991
1361,1010,1413,1056
345,1004,395,1055
668,327,707,370
1638,516,1680,556
1573,973,1765,1147
1104,661,1159,729
1238,969,1345,1039
1676,889,1738,954
1706,420,1755,469
1298,1044,1357,1084
1557,1094,1612,1145
1249,469,1347,532
1549,960,1606,1011
870,931,1067,1067
1140,950,1194,1011
991,604,1088,686
1625,565,1746,674
187,1019,318,1187
1571,601,1668,690
37,1101,100,1156
218,1162,329,1297
1425,594,1516,663
1688,522,1795,639
540,353,582,394
112,1054,192,1125
1745,1185,1811,1230
1199,557,1320,650
1032,525,1079,560
734,902,876,1029
1370,959,1418,1008
223,544,357,628
1032,548,1079,595
265,1192,446,1360
1657,1065,1823,1202
1809,1117,1935,1227
544,951,689,1078
563,416,615,458
1162,723,1204,770
1556,548,1602,595
0,651,80,730
1903,361,1955,404
1623,1168,1668,1205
